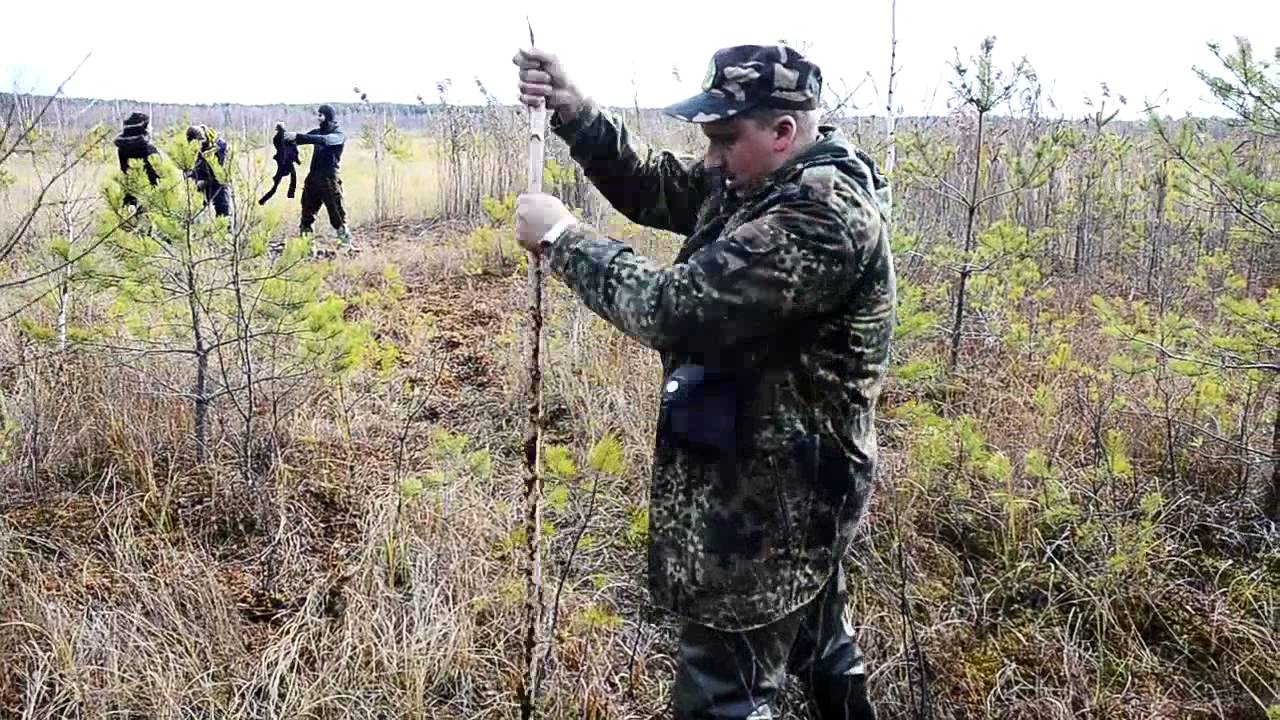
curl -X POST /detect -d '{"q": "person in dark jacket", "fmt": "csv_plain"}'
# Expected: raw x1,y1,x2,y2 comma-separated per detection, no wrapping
259,122,300,205
114,111,160,208
185,124,232,218
284,104,354,253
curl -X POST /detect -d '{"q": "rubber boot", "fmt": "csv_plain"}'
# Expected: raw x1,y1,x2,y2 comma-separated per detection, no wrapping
336,225,356,256
806,672,876,720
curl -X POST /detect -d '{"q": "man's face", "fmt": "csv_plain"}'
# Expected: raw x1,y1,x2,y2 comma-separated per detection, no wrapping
700,113,796,191
317,112,326,125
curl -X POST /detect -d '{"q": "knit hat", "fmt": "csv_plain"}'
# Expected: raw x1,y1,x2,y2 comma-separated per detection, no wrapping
317,104,336,122
122,111,150,132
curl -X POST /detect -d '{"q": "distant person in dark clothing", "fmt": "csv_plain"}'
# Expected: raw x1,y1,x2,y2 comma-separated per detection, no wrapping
284,104,355,253
259,122,300,205
114,111,160,208
185,124,233,218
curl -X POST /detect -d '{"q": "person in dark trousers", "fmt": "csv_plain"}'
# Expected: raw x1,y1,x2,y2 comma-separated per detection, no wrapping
284,104,354,254
185,124,233,218
259,122,300,205
114,111,160,209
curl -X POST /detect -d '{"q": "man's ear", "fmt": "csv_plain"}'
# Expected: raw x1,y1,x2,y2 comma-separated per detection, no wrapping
773,115,798,151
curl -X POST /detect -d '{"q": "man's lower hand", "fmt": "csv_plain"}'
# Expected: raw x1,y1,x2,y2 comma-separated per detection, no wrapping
515,193,575,253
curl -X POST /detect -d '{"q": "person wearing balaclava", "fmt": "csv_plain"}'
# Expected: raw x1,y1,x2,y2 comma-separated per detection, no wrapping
283,104,354,254
114,111,160,209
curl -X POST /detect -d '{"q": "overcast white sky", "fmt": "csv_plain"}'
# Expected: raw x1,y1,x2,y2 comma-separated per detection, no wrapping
3,0,1276,120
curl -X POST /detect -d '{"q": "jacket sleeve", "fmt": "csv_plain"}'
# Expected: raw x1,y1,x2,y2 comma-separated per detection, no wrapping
143,143,160,185
293,130,343,146
545,176,883,353
551,99,711,236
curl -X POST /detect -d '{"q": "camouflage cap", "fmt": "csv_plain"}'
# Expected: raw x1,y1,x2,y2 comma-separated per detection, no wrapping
663,44,822,123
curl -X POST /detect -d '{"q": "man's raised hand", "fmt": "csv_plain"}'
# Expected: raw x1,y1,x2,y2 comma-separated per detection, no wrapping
513,47,586,123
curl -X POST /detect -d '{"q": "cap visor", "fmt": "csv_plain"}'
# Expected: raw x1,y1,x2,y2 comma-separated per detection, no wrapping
661,91,751,123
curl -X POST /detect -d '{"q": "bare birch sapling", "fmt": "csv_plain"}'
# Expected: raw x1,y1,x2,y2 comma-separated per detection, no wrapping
520,19,548,720
885,0,899,183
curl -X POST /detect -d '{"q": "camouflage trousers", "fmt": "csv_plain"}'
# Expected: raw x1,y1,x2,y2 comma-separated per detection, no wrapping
671,562,875,720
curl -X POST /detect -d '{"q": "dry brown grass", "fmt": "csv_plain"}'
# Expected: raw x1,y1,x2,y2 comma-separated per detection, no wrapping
0,236,655,719
1,98,1277,720
3,232,1277,720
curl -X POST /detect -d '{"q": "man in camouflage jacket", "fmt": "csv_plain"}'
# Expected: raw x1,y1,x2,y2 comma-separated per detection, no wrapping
513,43,895,720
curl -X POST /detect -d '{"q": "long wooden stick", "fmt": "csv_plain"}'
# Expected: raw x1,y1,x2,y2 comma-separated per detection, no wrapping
519,17,548,720
884,0,899,223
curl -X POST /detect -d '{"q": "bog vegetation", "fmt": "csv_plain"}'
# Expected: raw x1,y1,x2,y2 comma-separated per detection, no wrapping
0,35,1276,719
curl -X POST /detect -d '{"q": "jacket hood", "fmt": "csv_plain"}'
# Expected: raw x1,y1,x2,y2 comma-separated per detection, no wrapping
114,132,151,149
783,126,888,204
188,124,219,149
724,126,888,214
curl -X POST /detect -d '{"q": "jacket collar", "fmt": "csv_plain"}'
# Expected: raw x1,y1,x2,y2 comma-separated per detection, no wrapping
724,125,852,202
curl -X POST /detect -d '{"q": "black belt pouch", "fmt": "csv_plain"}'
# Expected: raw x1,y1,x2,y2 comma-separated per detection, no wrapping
658,365,740,456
